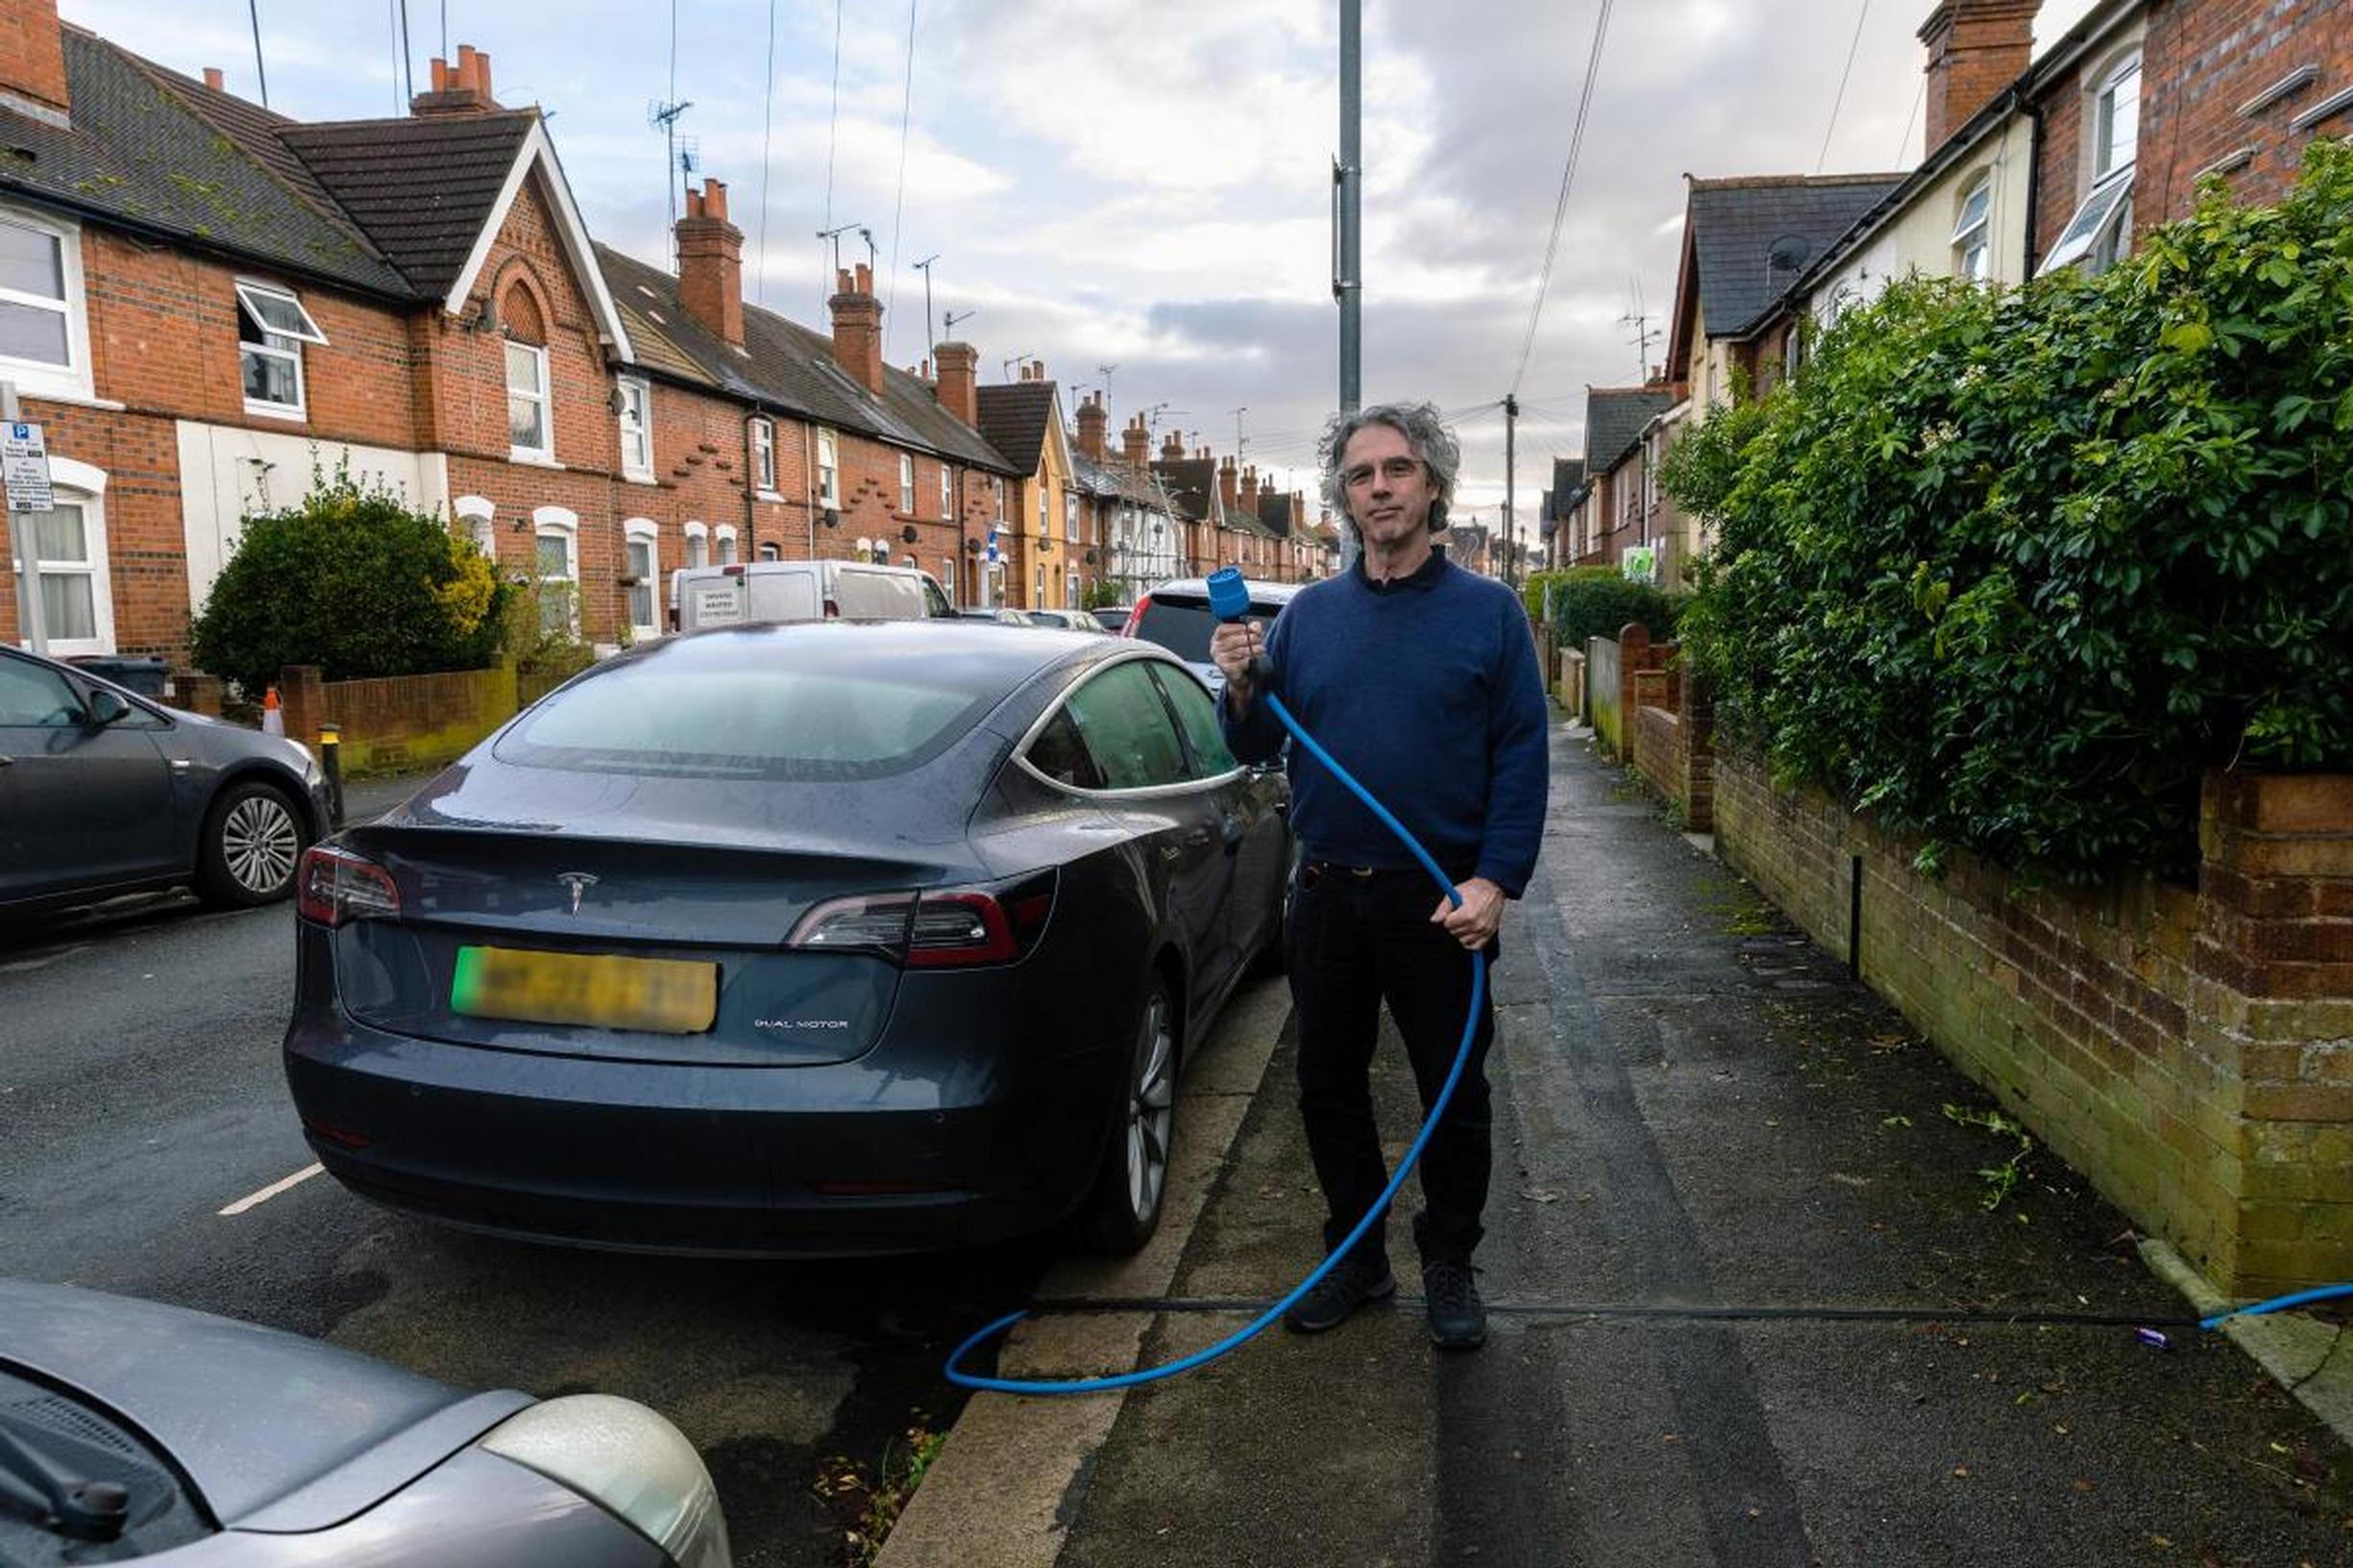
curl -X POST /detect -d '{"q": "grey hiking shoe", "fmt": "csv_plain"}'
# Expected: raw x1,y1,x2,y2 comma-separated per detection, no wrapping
1421,1258,1487,1350
1282,1254,1396,1334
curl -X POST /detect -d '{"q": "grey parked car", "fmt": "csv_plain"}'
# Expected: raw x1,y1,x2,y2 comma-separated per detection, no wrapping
0,1278,730,1566
0,646,331,919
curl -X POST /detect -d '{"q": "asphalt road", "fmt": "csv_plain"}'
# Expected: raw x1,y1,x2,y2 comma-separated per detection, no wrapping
0,771,1282,1568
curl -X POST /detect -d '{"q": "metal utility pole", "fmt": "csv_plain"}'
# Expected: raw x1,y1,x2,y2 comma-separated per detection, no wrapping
3,381,51,655
913,255,939,359
1503,392,1519,588
1335,0,1362,571
1232,406,1248,457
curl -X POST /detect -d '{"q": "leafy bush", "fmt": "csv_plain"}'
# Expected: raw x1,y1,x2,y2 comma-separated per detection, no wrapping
1521,568,1573,624
191,472,510,694
1543,565,1684,649
1668,142,2353,879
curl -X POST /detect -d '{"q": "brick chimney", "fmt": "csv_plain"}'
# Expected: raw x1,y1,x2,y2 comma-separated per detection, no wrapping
0,0,70,126
1240,464,1261,516
1162,429,1186,462
1217,455,1238,513
935,341,978,427
676,179,745,350
828,261,885,394
1121,415,1149,470
202,66,224,91
1076,392,1108,460
411,43,502,116
1917,0,2035,155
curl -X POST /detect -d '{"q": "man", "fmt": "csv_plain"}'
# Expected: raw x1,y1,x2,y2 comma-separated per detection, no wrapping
1213,401,1549,1351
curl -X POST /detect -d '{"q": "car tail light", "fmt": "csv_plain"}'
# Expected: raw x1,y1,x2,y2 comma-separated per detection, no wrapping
723,564,746,576
786,872,1055,968
1121,595,1149,636
296,845,401,926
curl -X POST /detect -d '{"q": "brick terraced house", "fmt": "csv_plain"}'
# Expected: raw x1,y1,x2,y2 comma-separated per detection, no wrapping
0,0,1022,667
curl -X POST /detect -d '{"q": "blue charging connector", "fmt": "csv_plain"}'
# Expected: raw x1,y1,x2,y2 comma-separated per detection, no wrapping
943,566,1490,1394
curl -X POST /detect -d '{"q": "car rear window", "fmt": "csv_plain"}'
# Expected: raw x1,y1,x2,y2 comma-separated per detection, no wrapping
1130,598,1216,663
495,646,1003,780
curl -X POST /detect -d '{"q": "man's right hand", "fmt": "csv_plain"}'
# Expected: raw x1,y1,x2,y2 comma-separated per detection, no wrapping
1210,619,1265,707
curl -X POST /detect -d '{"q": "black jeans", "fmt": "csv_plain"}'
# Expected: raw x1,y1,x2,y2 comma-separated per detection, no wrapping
1288,861,1495,1270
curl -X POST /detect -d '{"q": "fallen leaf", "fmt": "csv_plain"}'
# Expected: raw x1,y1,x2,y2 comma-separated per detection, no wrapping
2071,1479,2096,1493
1952,1465,1971,1479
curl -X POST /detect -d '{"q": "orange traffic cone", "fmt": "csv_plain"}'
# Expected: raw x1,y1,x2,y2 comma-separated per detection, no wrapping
261,685,284,737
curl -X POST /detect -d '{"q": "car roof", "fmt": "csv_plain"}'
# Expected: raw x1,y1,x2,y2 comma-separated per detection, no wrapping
645,616,1126,681
1142,576,1303,603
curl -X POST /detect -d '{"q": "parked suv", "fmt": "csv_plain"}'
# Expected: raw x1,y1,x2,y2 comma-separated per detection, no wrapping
670,560,954,632
1124,576,1302,694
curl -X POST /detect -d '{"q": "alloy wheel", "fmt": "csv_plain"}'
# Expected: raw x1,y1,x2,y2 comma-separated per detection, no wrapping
222,793,300,894
1125,992,1175,1222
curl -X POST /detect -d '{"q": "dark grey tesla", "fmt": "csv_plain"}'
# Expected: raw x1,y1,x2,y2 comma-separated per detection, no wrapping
0,645,330,918
282,622,1290,1257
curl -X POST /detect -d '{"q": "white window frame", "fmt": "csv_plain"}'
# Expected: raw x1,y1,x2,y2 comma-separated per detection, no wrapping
683,520,709,570
531,504,578,635
617,376,653,481
898,452,916,513
232,280,326,423
506,340,552,462
0,206,92,401
757,540,781,561
715,524,740,565
2040,164,2135,276
817,428,840,508
1950,174,1993,282
1065,490,1080,543
11,457,113,655
993,477,1006,521
750,418,777,495
2094,54,2141,184
622,516,659,641
939,465,952,520
1037,484,1049,534
453,494,497,559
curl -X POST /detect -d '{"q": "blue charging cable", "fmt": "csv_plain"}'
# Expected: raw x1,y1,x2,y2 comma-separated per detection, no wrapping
944,568,1487,1395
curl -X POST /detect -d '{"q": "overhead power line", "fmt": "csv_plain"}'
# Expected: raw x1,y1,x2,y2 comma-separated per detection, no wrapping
1817,0,1872,172
885,0,919,361
1511,0,1612,397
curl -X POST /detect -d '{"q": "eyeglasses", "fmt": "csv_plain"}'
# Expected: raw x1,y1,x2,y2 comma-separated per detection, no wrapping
1340,456,1423,490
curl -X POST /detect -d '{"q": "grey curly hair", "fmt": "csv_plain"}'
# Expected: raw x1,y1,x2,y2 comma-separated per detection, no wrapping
1317,401,1459,534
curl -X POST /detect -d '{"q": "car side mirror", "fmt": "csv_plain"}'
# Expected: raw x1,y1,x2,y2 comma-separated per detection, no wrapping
84,689,132,727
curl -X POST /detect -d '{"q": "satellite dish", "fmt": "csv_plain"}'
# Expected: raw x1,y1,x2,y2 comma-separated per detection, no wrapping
1767,234,1813,277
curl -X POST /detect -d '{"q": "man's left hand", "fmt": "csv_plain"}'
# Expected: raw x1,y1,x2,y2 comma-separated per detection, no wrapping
1431,877,1507,950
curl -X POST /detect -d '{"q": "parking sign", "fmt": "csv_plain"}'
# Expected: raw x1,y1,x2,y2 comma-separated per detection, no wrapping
3,422,54,513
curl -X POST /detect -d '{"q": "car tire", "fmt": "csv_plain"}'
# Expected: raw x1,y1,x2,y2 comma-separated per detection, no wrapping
1078,975,1178,1256
194,779,307,907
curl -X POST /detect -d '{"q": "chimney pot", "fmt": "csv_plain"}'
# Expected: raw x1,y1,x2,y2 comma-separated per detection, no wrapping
203,65,225,90
412,39,499,114
935,341,979,426
677,168,748,348
854,261,872,294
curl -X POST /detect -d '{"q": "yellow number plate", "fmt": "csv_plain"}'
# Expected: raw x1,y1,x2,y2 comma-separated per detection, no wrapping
452,946,718,1035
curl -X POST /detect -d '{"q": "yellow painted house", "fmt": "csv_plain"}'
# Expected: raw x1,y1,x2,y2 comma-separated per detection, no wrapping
976,363,1077,609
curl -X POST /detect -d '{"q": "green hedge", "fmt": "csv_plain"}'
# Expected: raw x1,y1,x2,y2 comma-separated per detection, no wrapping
192,473,509,696
1668,142,2353,879
1543,565,1684,649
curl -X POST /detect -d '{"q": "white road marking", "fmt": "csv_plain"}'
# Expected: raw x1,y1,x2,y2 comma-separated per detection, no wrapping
218,1164,325,1216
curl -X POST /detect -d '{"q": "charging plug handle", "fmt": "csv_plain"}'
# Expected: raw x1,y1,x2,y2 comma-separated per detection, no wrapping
1206,568,1273,689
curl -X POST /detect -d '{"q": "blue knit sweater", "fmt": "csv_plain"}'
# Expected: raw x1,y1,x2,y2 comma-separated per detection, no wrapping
1218,551,1550,897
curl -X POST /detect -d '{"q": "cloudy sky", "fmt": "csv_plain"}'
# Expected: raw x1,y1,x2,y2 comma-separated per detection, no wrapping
63,0,2096,534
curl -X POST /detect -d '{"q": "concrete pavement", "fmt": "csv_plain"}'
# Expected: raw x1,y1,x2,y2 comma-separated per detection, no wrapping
889,719,2353,1567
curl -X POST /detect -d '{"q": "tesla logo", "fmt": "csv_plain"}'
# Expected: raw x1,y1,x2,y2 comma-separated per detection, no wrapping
555,872,599,915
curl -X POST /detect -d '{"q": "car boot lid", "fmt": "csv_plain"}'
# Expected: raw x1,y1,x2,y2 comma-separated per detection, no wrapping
0,1280,530,1531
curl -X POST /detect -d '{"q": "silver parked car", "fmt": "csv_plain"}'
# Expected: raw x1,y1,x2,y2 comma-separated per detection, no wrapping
0,645,331,919
0,1279,730,1566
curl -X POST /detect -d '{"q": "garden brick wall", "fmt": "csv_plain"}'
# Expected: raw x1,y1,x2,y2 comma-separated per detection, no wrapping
1714,748,2353,1296
279,661,518,777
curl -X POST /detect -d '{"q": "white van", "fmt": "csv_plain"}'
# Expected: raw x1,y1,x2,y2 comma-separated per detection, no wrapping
670,560,955,633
